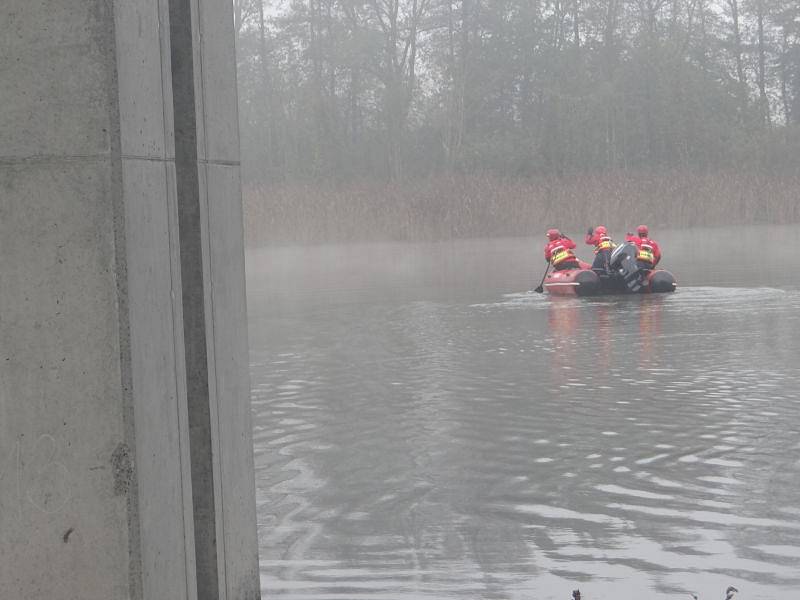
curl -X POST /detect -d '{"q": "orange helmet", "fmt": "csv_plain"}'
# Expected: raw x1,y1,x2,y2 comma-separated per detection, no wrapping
594,225,607,236
637,225,649,236
546,228,561,241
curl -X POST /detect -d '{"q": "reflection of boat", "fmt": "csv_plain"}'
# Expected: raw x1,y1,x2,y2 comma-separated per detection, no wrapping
544,242,676,296
547,296,581,376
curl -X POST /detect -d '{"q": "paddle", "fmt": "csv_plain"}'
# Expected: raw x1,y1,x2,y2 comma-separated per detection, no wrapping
533,261,551,294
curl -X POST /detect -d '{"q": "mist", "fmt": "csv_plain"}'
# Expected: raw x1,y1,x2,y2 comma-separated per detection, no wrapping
235,0,800,245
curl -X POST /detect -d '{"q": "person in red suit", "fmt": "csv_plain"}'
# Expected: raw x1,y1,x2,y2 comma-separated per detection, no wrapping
584,225,616,274
625,224,661,269
544,229,580,270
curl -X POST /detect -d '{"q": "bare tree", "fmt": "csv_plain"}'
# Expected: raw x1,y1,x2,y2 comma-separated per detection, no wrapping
754,0,772,124
235,0,800,184
725,0,748,112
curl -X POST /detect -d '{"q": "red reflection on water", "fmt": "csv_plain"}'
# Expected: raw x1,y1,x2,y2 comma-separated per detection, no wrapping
548,298,581,377
637,297,664,368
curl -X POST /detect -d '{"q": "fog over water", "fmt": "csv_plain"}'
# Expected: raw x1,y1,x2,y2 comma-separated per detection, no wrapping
247,225,800,600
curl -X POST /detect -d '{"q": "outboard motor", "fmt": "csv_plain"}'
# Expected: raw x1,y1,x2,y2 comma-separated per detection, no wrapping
610,242,644,292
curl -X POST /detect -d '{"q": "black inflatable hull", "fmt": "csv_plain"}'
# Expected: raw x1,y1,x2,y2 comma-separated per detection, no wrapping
646,269,677,293
595,268,677,294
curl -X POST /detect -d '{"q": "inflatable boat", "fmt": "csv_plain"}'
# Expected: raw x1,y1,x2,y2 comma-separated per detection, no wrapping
543,243,677,296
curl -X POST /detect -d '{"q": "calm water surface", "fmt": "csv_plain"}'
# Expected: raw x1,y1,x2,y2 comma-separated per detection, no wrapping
247,226,800,600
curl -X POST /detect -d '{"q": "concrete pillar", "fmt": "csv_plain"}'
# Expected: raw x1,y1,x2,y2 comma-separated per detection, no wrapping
0,1,260,599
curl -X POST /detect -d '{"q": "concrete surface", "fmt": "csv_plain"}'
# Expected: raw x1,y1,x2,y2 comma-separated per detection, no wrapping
0,0,260,598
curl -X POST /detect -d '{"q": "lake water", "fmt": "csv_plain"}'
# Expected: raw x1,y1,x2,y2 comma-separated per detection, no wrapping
246,226,800,600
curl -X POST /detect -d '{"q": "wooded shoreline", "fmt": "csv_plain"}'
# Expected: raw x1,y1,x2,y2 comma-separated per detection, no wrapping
243,170,800,246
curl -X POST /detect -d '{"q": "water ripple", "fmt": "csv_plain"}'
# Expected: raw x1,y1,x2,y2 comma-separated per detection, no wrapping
249,240,800,599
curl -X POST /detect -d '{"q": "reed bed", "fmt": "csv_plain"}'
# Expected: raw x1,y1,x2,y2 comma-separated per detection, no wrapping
243,170,800,246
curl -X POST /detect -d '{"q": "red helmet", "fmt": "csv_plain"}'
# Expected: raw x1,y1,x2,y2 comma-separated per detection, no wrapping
637,225,649,236
546,228,561,241
594,225,607,236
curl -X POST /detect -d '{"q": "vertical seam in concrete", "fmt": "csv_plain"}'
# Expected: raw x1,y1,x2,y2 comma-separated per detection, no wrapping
167,183,194,600
168,0,219,597
194,0,230,595
157,1,195,595
106,1,143,597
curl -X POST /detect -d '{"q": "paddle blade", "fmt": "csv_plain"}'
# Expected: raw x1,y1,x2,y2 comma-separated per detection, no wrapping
534,284,544,293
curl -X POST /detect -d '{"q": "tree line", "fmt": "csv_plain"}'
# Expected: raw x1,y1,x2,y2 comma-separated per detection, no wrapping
235,0,799,186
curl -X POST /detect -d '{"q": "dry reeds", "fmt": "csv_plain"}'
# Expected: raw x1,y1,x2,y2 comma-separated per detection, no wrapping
242,170,800,246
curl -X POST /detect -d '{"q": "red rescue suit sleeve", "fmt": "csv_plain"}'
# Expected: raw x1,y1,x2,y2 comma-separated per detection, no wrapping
650,239,662,265
585,232,600,246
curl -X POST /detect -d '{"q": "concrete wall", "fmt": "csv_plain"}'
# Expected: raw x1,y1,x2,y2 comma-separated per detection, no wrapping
0,1,259,599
